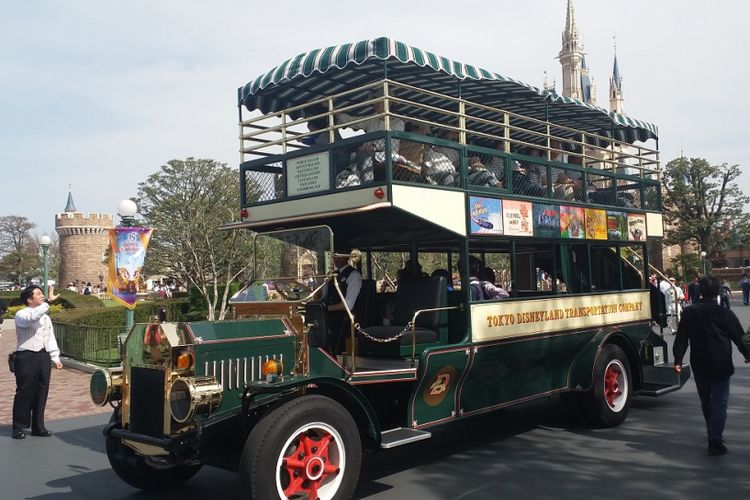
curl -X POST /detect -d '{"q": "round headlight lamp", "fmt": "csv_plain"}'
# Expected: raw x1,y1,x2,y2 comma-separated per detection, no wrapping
169,377,223,423
90,368,123,407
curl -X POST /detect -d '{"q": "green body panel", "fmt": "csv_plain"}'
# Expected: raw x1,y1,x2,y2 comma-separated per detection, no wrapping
567,323,649,391
194,334,295,414
187,318,287,341
308,347,347,379
460,331,595,414
410,347,470,427
246,374,382,447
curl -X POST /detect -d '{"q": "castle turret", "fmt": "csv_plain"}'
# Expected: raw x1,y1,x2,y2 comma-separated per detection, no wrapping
609,44,625,114
558,0,585,101
55,190,113,289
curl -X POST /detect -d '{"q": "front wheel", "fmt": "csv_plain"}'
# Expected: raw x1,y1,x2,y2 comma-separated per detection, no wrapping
105,410,202,491
240,395,362,500
582,344,632,427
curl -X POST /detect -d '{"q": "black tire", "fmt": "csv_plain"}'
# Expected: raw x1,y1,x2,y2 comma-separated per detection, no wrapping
105,410,202,491
240,395,362,500
582,344,632,427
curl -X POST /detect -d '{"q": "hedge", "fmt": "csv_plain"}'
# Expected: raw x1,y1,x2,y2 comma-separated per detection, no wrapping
1,288,103,310
52,298,192,326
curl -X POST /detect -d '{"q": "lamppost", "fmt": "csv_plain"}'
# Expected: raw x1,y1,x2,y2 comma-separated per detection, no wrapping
39,235,52,297
700,251,707,276
117,199,138,335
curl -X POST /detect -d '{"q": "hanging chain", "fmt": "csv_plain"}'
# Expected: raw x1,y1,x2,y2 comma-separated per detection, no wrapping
354,321,414,343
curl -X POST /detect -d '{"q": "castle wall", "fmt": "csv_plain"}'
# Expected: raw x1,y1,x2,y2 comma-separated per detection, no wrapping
55,212,113,289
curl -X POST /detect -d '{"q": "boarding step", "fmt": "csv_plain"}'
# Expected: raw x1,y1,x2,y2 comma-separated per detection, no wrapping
638,382,683,397
380,428,432,449
639,363,691,397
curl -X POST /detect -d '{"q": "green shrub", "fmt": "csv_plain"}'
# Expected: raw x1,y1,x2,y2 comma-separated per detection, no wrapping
5,303,64,319
52,298,191,326
56,289,105,309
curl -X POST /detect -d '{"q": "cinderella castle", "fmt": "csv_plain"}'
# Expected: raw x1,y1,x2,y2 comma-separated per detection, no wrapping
550,0,625,115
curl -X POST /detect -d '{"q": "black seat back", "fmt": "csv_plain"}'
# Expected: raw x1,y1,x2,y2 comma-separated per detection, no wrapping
353,278,376,327
393,276,447,330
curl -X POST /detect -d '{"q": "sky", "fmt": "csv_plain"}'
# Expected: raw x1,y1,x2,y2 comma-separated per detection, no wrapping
2,0,749,238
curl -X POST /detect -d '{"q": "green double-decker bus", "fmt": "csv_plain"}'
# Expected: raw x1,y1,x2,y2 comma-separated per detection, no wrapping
92,37,689,499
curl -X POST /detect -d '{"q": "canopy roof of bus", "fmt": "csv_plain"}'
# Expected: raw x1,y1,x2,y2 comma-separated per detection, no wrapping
239,37,658,144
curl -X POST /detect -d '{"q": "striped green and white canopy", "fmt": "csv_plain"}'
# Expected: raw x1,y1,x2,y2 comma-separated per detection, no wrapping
239,37,658,144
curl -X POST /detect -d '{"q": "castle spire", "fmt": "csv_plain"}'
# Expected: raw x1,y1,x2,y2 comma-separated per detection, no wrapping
609,37,625,114
565,0,576,34
64,185,77,213
558,0,587,102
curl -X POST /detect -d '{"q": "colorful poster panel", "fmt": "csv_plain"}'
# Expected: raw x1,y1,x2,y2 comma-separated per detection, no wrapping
560,205,585,239
108,227,153,309
469,196,503,235
503,200,533,236
585,208,607,240
627,213,647,241
606,211,627,240
533,203,560,238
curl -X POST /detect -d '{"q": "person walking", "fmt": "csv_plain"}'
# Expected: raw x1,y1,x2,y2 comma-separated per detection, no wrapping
673,276,750,455
11,284,64,439
718,279,732,309
740,273,750,306
687,277,701,305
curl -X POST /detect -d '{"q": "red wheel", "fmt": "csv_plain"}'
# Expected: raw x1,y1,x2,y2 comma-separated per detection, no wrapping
240,395,361,500
276,422,345,498
582,344,632,427
603,358,628,412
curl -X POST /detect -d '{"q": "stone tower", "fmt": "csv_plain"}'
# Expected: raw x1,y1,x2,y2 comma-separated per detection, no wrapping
558,0,596,105
609,44,625,114
55,190,114,290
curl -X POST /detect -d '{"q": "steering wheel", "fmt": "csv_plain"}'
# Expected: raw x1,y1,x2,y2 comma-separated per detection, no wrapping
272,280,313,301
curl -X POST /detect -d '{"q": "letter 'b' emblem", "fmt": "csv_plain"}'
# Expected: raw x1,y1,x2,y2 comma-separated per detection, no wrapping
423,366,456,407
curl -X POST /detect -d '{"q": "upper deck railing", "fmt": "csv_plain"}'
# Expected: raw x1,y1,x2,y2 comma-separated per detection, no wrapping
239,80,661,212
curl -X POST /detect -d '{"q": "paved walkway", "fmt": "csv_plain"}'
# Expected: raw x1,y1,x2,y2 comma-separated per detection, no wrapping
0,323,110,427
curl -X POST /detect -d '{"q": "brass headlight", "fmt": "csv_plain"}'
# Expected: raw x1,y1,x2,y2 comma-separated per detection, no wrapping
169,377,223,423
90,368,123,407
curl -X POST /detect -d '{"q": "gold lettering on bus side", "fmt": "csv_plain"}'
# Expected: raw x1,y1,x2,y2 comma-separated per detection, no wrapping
486,313,516,327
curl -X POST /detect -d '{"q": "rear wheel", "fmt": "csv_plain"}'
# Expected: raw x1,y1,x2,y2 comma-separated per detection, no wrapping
240,395,362,500
105,410,202,491
582,344,632,427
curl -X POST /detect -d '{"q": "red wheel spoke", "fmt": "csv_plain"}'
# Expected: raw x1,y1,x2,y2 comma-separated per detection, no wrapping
283,475,305,497
283,457,305,470
308,480,319,499
322,463,339,474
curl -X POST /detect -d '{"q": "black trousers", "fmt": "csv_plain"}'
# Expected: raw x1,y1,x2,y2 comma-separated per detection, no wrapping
12,350,52,432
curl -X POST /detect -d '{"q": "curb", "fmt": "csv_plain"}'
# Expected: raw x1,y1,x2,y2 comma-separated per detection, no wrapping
61,357,104,374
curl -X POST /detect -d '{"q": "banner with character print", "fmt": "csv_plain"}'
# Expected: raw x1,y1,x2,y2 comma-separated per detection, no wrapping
107,228,153,309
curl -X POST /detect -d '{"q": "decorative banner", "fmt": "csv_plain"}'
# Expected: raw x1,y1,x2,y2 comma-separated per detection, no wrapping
627,213,646,241
533,203,560,238
469,196,503,235
585,208,607,240
560,205,585,239
108,228,153,309
606,211,627,240
502,200,533,236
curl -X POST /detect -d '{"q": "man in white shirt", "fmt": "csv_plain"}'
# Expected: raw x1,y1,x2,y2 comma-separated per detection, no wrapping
12,285,63,439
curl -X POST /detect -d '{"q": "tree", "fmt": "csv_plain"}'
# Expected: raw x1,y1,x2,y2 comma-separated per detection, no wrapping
0,215,37,283
661,157,750,256
137,158,256,320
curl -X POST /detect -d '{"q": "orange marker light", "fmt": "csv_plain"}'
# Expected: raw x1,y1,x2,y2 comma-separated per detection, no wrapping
176,352,193,370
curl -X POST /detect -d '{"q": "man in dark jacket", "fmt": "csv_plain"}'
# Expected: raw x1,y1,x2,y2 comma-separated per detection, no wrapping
674,276,750,455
